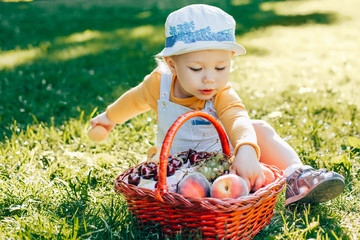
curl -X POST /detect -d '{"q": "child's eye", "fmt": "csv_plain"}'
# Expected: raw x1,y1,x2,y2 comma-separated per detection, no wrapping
215,67,226,71
189,67,202,72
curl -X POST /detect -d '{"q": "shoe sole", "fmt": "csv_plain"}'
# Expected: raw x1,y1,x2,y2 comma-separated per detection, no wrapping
285,176,345,206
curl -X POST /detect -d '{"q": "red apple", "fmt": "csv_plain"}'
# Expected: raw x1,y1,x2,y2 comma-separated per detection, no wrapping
211,174,249,199
177,172,211,198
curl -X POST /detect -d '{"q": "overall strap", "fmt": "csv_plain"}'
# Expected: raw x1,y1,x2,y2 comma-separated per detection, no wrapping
159,73,173,101
204,96,215,109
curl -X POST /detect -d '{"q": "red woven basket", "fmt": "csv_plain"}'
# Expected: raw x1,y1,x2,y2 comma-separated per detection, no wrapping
114,110,286,239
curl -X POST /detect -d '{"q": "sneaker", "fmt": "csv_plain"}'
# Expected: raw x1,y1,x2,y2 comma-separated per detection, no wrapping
285,165,345,206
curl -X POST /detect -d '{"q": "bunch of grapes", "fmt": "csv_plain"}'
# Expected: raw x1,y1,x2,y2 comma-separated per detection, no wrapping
127,149,231,186
171,149,232,182
196,153,231,182
127,152,187,186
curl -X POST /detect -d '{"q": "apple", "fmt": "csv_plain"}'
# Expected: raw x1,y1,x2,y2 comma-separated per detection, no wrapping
211,174,249,199
88,125,108,142
177,172,211,198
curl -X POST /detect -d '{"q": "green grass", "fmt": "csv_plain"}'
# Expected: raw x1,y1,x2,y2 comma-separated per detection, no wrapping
1,0,360,239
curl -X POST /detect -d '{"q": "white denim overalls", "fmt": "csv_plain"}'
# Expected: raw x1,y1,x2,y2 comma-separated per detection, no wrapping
156,73,233,154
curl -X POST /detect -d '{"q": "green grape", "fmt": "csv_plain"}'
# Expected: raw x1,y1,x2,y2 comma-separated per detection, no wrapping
222,161,231,171
217,165,224,173
208,160,217,168
210,170,217,180
213,153,223,162
198,166,211,179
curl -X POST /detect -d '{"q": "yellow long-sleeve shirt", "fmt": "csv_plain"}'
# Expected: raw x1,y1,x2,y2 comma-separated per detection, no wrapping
106,70,260,158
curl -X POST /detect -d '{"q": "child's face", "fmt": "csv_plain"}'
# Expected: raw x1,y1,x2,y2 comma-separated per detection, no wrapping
166,50,232,101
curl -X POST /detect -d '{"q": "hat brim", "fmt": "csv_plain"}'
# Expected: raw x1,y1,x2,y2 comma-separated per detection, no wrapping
156,41,246,57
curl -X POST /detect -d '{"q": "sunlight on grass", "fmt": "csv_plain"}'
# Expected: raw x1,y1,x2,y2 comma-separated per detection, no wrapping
130,25,158,38
62,30,103,44
231,0,360,105
0,0,33,2
0,25,163,69
0,48,41,69
232,0,251,6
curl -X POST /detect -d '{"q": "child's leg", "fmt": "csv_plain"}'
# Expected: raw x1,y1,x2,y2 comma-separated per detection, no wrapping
251,119,302,170
251,119,345,206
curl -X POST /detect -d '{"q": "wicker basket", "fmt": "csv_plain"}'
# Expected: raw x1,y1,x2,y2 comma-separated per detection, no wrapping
115,110,286,239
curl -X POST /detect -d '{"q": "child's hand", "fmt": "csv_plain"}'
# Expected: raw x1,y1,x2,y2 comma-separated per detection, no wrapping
88,112,116,141
90,112,116,131
230,145,265,192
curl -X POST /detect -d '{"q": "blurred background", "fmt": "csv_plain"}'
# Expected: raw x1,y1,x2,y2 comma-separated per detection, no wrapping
0,0,359,139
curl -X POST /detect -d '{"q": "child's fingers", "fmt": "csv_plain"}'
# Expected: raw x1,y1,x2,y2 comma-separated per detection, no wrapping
90,114,102,127
252,174,265,192
90,119,97,127
244,178,251,192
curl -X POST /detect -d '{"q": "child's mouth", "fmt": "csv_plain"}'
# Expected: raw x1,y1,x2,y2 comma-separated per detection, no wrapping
200,89,213,95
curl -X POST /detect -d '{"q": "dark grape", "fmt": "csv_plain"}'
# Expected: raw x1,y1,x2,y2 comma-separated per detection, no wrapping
129,167,138,174
140,165,153,179
170,158,182,168
198,151,211,159
147,162,157,170
188,149,197,156
153,167,159,181
189,153,200,165
128,173,141,185
167,164,176,176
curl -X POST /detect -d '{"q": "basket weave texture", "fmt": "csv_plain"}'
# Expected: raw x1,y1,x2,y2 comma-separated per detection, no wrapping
114,111,286,239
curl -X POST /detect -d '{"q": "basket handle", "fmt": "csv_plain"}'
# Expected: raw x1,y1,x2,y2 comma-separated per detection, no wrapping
154,110,231,202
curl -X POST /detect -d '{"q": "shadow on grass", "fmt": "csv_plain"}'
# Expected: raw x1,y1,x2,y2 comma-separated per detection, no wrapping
0,0,341,139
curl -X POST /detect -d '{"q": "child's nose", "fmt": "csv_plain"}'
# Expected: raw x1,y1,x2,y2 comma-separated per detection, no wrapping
202,71,215,84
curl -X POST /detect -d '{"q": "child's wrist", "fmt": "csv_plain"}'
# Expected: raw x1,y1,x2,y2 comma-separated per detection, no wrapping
235,143,260,160
235,144,259,159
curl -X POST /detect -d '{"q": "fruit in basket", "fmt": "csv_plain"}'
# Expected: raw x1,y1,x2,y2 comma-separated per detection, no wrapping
147,162,157,171
153,167,159,181
211,174,249,199
139,165,153,179
196,153,231,181
129,167,139,174
189,152,201,165
169,158,183,169
177,172,211,198
261,164,275,186
128,173,141,186
167,164,176,176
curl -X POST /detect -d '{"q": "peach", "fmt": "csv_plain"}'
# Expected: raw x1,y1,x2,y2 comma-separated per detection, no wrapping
211,174,249,199
88,125,108,142
177,172,211,198
260,164,275,187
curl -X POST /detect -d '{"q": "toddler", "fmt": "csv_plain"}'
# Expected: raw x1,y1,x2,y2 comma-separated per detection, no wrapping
90,4,345,205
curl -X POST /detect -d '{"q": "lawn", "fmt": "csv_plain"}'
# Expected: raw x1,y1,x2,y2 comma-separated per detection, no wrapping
1,0,360,239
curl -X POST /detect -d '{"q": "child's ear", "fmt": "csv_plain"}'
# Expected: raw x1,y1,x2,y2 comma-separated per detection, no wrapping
164,57,177,75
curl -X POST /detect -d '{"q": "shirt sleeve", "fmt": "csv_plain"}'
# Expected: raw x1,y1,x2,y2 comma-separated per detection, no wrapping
214,84,261,159
106,71,160,124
